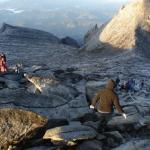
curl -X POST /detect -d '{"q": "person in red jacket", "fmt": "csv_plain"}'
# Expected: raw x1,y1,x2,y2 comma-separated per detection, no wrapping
0,54,8,73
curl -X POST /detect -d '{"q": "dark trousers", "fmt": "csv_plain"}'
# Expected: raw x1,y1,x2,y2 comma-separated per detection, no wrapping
96,112,112,131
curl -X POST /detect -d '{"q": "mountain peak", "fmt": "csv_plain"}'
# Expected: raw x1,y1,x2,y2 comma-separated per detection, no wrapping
82,0,150,56
0,23,60,43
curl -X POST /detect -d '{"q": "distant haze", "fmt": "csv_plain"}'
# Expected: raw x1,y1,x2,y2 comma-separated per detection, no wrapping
0,0,129,43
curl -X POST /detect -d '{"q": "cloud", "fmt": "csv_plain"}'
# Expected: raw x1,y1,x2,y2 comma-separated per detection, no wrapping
6,8,24,13
0,8,24,14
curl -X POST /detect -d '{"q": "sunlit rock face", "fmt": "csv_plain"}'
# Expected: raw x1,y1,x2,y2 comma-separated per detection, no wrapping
99,0,143,49
143,0,150,21
83,0,150,56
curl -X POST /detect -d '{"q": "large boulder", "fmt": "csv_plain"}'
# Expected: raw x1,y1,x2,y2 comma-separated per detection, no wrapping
0,108,47,149
43,124,97,146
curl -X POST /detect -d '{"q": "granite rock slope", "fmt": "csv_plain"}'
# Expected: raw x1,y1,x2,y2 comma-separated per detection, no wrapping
83,0,150,56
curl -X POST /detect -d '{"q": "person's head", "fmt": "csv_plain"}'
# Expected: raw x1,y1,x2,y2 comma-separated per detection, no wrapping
1,57,4,60
1,53,5,56
106,79,115,90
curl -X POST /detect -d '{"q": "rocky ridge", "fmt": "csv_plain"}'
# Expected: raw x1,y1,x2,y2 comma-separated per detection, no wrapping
0,23,79,67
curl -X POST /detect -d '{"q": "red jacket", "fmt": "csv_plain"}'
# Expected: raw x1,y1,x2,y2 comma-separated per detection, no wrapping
0,58,8,72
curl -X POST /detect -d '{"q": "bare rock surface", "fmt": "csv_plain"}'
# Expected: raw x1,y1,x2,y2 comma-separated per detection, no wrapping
0,72,91,120
112,139,150,150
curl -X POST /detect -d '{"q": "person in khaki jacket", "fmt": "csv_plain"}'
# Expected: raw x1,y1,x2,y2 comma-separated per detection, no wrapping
90,79,126,119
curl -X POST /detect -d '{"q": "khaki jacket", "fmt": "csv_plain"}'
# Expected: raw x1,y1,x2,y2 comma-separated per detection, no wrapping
91,80,124,113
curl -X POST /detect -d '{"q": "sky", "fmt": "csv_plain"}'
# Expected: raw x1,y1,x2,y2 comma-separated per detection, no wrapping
0,0,129,4
0,0,130,11
0,0,8,2
0,0,130,42
106,0,129,2
0,0,128,1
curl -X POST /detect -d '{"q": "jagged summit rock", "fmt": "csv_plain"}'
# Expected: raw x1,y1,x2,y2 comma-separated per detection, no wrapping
83,0,150,56
84,24,99,44
0,23,60,43
61,36,79,48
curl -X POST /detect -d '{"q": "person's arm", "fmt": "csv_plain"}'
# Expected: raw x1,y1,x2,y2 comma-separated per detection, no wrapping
113,95,124,114
113,95,127,119
91,92,100,108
